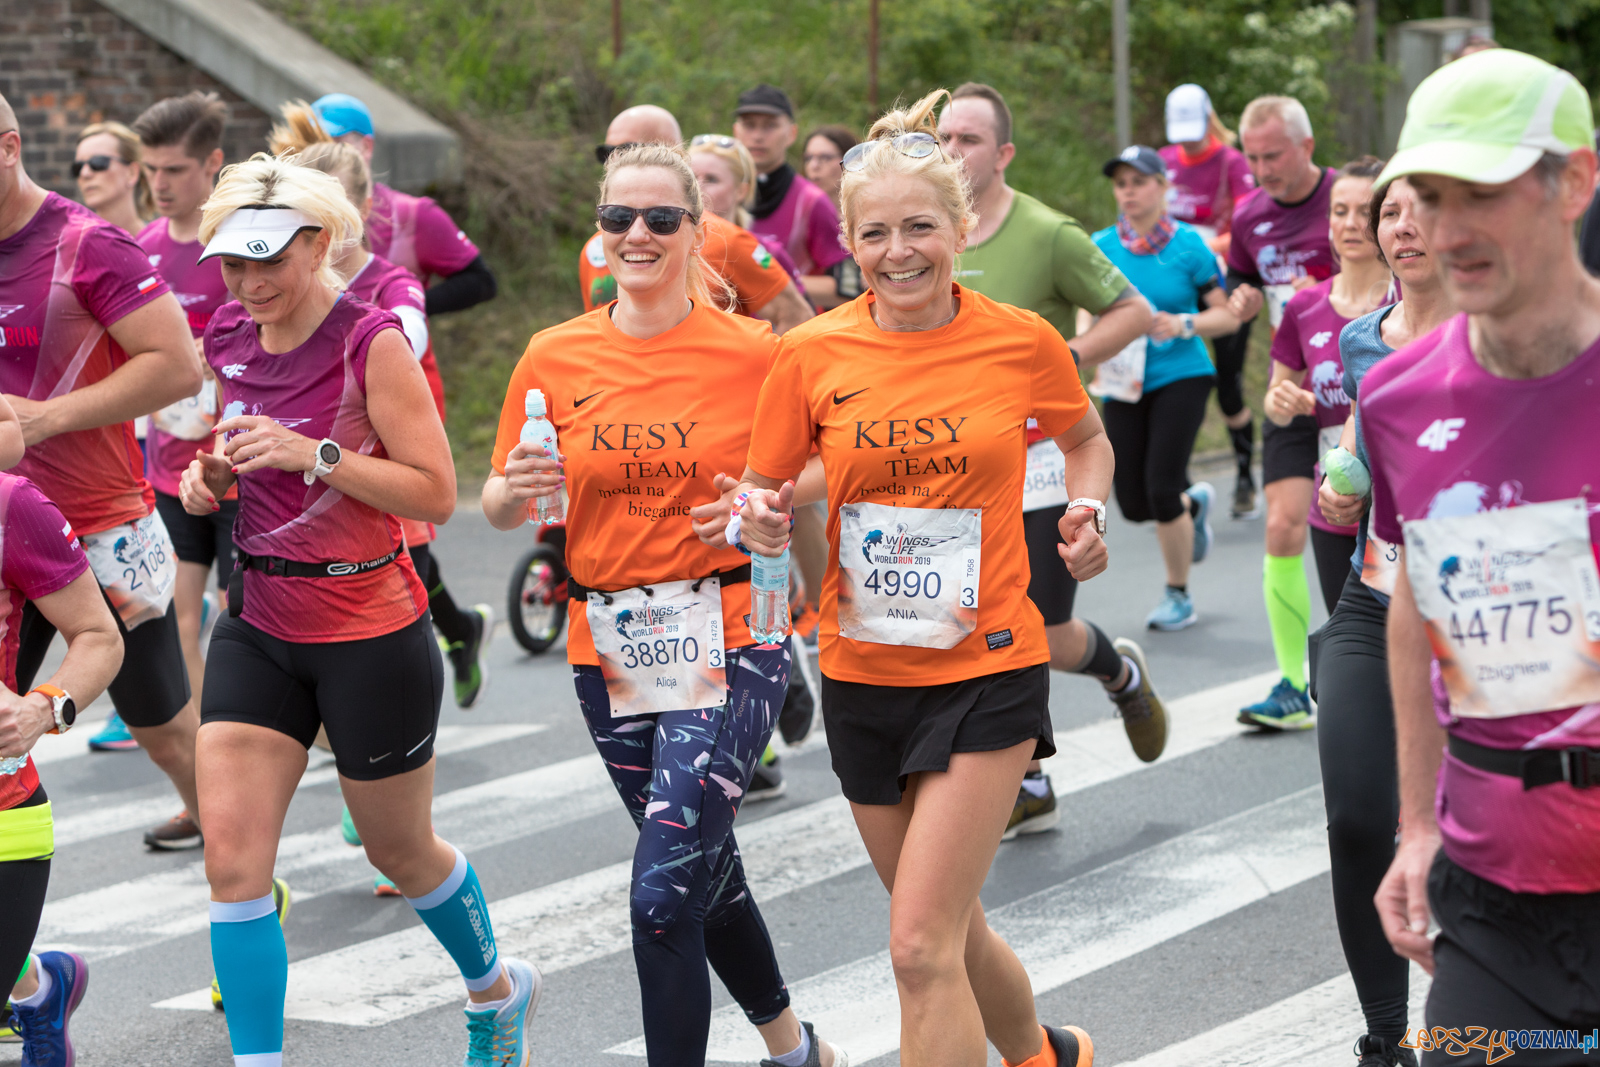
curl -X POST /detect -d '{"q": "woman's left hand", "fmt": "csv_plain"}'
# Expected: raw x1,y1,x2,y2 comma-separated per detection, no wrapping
690,472,742,547
1149,312,1183,342
1057,506,1109,581
216,415,317,476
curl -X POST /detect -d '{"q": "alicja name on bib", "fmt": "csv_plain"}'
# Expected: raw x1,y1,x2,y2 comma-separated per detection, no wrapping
1403,496,1600,718
836,501,981,649
586,578,727,717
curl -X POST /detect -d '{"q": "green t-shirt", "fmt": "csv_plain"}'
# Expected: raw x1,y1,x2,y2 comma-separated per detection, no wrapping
955,189,1130,339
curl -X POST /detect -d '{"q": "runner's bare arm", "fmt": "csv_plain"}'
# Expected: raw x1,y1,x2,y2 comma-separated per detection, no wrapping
219,328,456,524
693,456,822,548
0,393,22,469
1054,406,1114,581
802,274,843,310
1069,289,1155,367
752,280,816,335
4,293,201,446
1375,557,1445,974
1263,360,1316,425
0,569,122,760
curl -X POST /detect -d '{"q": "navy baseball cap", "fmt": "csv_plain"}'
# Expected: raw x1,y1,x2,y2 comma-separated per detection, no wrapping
312,93,374,138
1102,145,1167,178
735,85,795,120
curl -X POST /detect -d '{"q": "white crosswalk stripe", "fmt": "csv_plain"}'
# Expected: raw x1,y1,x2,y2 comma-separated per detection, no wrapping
151,672,1278,1022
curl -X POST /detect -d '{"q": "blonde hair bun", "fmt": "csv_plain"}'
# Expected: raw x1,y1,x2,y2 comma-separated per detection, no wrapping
840,88,977,253
199,153,365,289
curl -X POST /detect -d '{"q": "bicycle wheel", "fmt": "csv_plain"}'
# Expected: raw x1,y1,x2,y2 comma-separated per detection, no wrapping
507,543,568,654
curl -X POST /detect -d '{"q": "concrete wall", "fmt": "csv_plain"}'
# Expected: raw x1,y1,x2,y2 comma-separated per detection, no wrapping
2,0,460,195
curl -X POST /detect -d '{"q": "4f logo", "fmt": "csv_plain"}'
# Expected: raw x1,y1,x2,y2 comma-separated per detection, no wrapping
221,364,247,379
1309,330,1333,348
1417,418,1465,452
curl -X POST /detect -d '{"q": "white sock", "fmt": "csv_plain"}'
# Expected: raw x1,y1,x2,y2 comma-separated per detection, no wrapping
1107,657,1139,695
1019,774,1050,799
234,1054,283,1067
771,1024,812,1067
469,964,517,1016
12,957,50,1007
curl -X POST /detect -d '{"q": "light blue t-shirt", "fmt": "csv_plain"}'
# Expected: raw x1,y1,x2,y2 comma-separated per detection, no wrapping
1338,304,1396,599
1091,222,1220,394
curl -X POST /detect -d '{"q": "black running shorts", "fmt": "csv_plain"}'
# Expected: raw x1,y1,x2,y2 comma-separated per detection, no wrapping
154,490,238,589
1261,415,1319,486
201,612,443,781
821,664,1054,805
1023,504,1078,626
15,597,190,729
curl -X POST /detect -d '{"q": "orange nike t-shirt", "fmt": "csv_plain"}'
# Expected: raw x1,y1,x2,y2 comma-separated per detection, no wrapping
492,301,781,665
746,284,1092,686
579,214,792,315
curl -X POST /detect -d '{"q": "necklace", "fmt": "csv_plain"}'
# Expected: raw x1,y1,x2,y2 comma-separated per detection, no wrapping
876,304,959,332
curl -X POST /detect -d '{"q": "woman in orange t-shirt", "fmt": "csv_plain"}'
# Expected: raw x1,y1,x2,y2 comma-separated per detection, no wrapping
481,144,838,1067
736,91,1114,1067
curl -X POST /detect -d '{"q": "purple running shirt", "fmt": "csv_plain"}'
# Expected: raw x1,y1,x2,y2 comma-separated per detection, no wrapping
1270,279,1357,535
203,294,428,643
366,183,480,284
1226,168,1338,287
1159,141,1255,233
1364,313,1600,893
748,172,847,276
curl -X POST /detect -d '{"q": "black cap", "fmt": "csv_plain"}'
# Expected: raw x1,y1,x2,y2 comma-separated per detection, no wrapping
1102,145,1167,178
735,84,795,120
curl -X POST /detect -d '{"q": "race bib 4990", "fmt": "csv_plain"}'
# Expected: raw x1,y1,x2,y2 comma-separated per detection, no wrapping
836,502,981,649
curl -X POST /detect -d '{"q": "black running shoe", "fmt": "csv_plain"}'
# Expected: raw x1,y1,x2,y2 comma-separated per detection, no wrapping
144,810,202,850
1353,1034,1418,1067
747,750,786,802
1231,477,1260,520
759,1020,849,1067
1045,1024,1095,1067
1002,775,1059,841
778,671,815,745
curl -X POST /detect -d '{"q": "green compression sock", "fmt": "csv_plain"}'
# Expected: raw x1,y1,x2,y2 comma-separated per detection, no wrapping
1263,554,1311,690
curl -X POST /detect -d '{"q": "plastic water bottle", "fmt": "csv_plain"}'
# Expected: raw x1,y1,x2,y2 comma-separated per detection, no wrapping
1322,447,1372,497
750,545,791,645
0,754,27,777
521,389,566,525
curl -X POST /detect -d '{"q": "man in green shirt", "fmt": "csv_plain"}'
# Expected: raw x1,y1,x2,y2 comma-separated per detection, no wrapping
940,82,1169,834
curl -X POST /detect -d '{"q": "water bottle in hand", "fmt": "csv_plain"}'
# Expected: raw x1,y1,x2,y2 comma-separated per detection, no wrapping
521,389,566,525
750,545,791,646
0,754,27,777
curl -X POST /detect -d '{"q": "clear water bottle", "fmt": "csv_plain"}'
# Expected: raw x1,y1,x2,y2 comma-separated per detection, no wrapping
749,545,791,645
0,754,27,777
521,389,566,525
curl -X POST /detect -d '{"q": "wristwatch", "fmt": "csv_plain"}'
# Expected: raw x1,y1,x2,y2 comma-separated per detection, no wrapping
31,684,76,735
304,438,342,485
1067,498,1107,536
1178,313,1197,340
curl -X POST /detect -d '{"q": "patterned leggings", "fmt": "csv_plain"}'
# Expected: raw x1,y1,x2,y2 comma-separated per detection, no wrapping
575,640,794,1067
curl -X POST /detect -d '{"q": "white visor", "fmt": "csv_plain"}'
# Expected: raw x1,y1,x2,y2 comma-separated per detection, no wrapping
198,207,322,263
1165,83,1212,144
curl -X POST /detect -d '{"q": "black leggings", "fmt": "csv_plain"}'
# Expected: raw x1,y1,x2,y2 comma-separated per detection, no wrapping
1,788,52,991
407,543,474,649
1102,375,1214,524
1212,317,1253,418
1314,572,1408,1044
1309,526,1359,616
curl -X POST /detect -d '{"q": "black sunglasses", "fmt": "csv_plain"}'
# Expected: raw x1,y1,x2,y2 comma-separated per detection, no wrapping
71,155,115,178
596,204,697,236
594,141,640,165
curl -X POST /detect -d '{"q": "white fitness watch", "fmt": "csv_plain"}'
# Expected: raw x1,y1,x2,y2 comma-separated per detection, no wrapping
1178,313,1197,340
1067,498,1107,536
31,683,76,735
304,438,342,485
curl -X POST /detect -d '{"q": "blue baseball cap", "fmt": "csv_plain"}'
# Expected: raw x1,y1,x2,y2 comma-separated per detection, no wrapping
312,93,374,138
1102,145,1168,179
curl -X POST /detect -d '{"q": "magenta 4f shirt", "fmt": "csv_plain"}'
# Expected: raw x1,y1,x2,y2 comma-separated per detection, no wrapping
366,183,479,284
748,172,847,276
1159,141,1255,234
137,216,233,498
1225,168,1337,287
1270,279,1356,535
0,192,165,536
0,474,91,814
204,294,427,643
1363,313,1600,893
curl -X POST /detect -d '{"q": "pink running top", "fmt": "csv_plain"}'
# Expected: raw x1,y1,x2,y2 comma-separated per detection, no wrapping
1158,140,1255,233
1270,279,1357,535
1364,313,1600,893
0,192,166,535
203,293,428,643
366,183,479,284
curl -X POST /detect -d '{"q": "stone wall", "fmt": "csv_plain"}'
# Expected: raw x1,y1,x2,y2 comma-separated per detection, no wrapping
1,0,273,195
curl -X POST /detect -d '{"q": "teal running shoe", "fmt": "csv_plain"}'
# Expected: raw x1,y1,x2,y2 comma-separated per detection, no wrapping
1238,678,1315,730
1145,587,1196,631
87,711,138,752
462,957,542,1067
373,872,402,897
1188,481,1215,563
340,806,362,847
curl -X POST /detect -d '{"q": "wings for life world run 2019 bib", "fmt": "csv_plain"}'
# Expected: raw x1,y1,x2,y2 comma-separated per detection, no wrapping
836,501,981,649
1022,441,1070,514
1404,497,1600,718
586,578,727,716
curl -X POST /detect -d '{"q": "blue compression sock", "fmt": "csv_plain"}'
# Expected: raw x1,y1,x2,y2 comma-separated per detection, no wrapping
210,896,287,1064
405,845,502,991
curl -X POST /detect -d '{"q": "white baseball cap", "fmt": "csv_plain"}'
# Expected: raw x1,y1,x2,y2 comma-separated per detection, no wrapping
1165,84,1212,144
198,207,322,263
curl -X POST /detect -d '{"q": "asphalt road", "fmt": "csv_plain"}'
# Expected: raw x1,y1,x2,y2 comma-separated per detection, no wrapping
11,459,1428,1067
